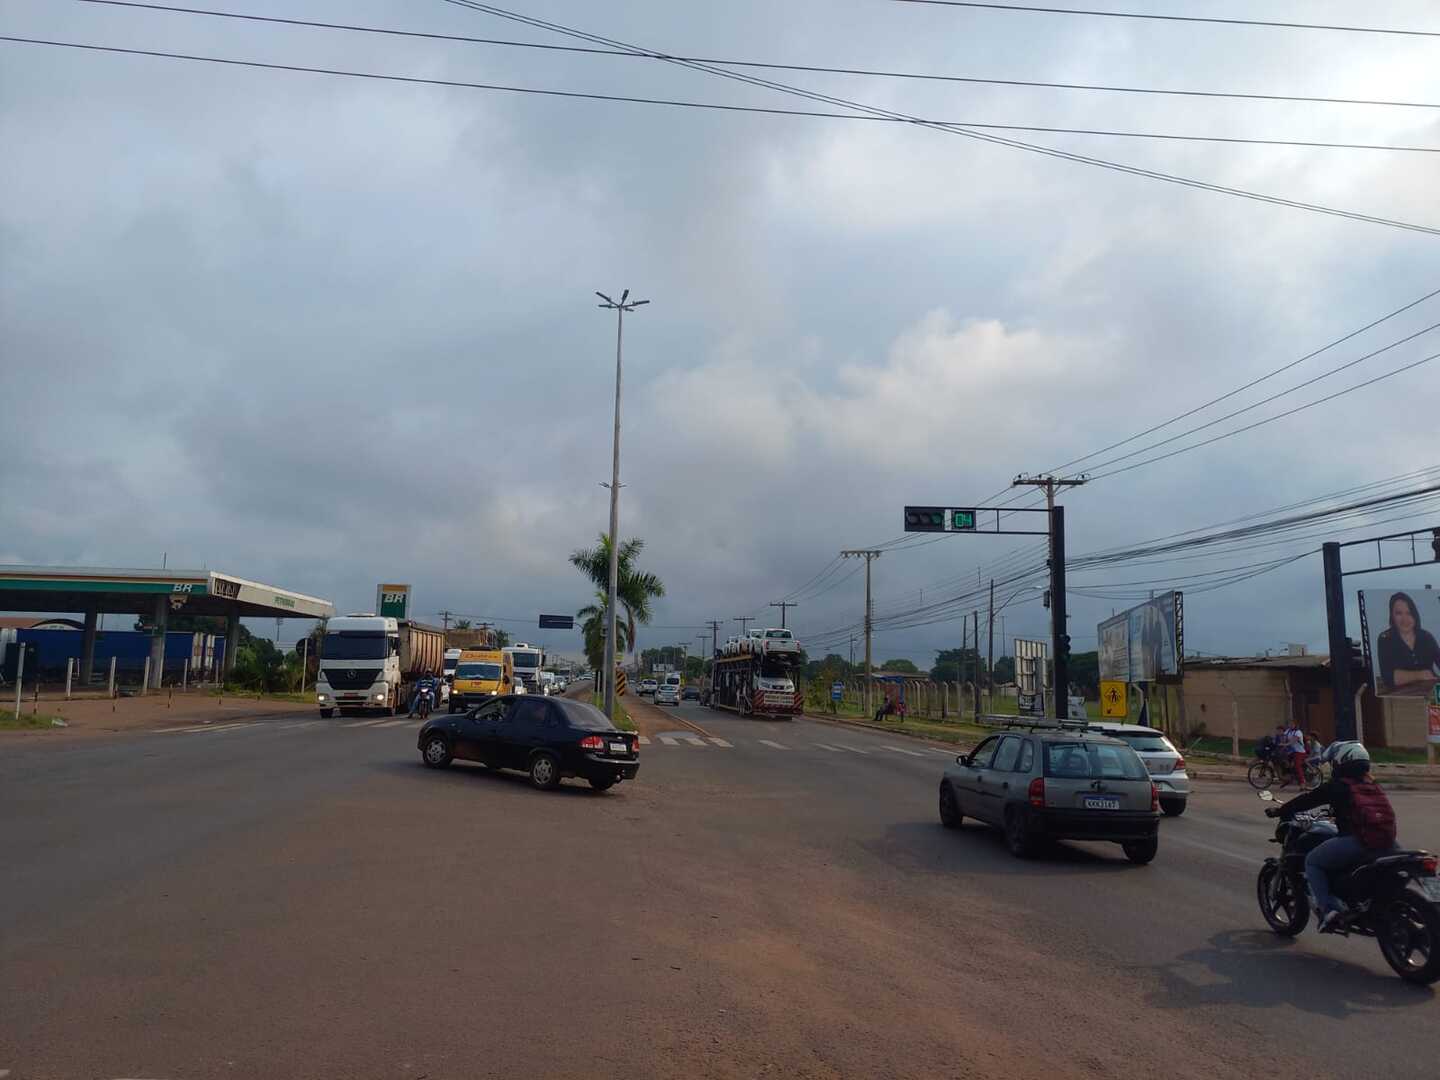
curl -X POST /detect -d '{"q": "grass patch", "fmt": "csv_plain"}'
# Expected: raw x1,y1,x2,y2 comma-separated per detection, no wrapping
206,688,312,703
0,712,66,730
593,693,635,732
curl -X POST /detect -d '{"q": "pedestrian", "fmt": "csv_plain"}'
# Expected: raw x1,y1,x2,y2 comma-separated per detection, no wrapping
1285,719,1308,788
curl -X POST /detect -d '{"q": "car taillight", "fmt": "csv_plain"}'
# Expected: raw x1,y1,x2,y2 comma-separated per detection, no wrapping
1421,855,1438,876
578,735,604,750
1151,783,1160,812
1028,777,1045,808
1172,755,1186,773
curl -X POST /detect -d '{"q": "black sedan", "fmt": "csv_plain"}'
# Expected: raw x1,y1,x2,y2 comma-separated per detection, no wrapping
417,694,640,791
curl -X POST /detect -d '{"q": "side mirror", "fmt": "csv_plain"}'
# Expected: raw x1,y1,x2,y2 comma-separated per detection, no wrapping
1257,789,1276,802
957,753,971,767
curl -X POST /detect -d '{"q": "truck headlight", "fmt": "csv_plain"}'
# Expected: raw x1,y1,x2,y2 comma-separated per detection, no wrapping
374,692,386,702
318,694,329,702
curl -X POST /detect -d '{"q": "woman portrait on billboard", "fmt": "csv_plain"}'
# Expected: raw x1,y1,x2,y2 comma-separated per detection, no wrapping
1376,591,1440,694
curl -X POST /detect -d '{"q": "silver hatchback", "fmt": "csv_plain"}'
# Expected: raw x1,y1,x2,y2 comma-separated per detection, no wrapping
939,727,1161,863
1086,724,1190,817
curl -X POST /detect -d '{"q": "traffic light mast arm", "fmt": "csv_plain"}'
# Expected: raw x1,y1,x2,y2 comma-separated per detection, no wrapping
902,505,1049,536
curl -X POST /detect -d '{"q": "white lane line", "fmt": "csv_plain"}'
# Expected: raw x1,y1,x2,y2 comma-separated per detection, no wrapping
758,739,788,750
707,737,733,747
638,735,651,745
178,723,251,734
374,719,412,728
929,747,960,756
658,735,679,746
1162,832,1254,866
347,719,390,727
814,743,847,752
834,743,870,755
279,720,324,729
882,744,927,758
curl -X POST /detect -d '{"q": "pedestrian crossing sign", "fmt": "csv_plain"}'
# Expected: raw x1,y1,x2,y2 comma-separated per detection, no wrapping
1100,680,1127,719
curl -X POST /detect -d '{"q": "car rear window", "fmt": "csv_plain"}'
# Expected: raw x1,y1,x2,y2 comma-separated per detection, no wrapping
555,700,614,731
1043,741,1148,781
1113,733,1174,753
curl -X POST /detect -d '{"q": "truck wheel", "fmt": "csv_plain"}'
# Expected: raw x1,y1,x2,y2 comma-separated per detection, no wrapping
319,708,334,719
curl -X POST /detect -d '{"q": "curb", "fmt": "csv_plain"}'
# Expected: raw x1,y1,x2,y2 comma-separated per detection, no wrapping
801,712,969,750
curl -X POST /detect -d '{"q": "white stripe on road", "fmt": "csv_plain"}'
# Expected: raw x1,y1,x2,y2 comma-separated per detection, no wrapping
374,719,413,728
347,719,390,727
682,736,707,747
882,744,926,757
1161,831,1254,865
638,735,651,745
834,744,870,755
929,747,960,756
814,743,847,753
658,735,679,746
277,720,323,729
177,723,251,734
758,739,788,750
707,737,733,747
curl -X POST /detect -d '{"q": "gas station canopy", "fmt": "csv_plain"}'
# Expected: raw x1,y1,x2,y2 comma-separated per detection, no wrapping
0,565,334,621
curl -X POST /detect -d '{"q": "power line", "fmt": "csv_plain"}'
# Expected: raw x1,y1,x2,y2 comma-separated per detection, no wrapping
11,32,1424,156
76,0,1440,111
439,3,1440,237
893,1,1440,38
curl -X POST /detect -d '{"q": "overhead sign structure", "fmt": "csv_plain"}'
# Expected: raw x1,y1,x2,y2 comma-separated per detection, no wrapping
376,584,410,620
1100,680,1127,719
903,506,978,533
1098,592,1183,683
538,614,575,630
1358,589,1440,699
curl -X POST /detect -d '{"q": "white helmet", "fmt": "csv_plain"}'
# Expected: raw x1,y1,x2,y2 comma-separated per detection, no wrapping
1322,740,1370,767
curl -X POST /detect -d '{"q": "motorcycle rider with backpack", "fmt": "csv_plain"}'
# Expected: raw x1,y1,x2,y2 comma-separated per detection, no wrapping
1269,740,1398,932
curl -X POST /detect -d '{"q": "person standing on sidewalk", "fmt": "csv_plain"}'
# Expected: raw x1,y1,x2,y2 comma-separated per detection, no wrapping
1285,720,1309,788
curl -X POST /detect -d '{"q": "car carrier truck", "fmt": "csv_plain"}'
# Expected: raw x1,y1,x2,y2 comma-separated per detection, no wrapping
706,649,803,718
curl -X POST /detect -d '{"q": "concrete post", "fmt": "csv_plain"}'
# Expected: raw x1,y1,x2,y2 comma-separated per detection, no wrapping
108,656,117,698
141,657,151,696
12,644,23,720
224,614,240,678
65,658,74,700
149,595,167,690
80,605,98,683
182,658,190,691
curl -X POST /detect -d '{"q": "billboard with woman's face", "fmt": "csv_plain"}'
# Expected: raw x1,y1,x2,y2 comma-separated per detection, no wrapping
1097,592,1183,682
1361,589,1440,698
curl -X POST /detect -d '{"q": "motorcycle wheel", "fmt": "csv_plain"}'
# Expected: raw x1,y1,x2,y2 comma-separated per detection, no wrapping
1257,863,1309,936
1247,761,1275,790
1375,892,1440,985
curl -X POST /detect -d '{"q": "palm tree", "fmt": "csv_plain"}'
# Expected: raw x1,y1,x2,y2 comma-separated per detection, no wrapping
570,535,665,660
576,589,632,673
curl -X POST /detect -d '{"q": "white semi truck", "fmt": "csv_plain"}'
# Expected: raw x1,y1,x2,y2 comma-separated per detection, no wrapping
316,614,445,718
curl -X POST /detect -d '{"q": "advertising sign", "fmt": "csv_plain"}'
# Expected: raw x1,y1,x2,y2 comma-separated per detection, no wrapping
1097,592,1183,683
1359,588,1440,699
831,681,844,701
1429,684,1440,746
376,584,410,620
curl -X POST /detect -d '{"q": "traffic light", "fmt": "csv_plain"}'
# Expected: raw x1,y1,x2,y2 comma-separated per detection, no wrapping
1057,634,1071,665
904,506,948,532
950,509,977,531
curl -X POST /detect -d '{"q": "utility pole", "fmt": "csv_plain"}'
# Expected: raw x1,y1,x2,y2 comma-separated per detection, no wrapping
959,618,968,719
841,549,882,717
769,601,798,628
707,620,724,659
438,610,454,631
1013,474,1085,720
972,610,982,715
734,616,754,639
987,579,995,716
596,287,650,721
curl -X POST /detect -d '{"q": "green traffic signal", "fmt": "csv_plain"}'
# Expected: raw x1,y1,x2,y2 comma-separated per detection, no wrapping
951,509,976,530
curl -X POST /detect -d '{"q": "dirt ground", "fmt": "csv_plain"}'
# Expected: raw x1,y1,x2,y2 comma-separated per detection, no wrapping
0,691,315,740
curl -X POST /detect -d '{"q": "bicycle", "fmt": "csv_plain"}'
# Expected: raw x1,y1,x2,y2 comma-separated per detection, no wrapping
1247,753,1324,791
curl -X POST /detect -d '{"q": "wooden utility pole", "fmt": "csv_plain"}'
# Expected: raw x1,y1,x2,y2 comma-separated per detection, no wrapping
769,601,798,628
986,578,995,716
841,549,883,717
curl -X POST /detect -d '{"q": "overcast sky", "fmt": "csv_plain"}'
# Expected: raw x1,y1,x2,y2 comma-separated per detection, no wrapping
3,0,1440,664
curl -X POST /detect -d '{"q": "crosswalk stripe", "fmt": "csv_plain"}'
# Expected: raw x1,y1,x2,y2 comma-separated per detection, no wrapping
706,737,733,747
883,744,926,757
638,735,651,745
658,735,679,746
758,739,788,750
682,735,706,747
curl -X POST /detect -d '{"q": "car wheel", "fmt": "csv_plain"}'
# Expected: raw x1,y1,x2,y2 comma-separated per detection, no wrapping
589,776,616,792
529,751,560,790
1003,807,1034,858
1122,837,1159,865
421,734,452,769
1160,798,1187,817
939,783,962,830
319,708,334,719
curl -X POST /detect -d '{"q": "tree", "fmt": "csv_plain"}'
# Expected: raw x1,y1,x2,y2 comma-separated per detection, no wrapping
880,658,919,674
569,534,665,659
454,618,472,630
492,627,511,648
1068,650,1100,696
931,648,983,683
577,591,631,673
992,655,1016,685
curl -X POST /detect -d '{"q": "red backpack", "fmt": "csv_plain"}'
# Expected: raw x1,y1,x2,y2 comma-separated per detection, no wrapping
1343,777,1397,850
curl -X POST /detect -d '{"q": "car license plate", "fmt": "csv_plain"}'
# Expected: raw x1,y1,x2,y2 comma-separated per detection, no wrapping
609,742,628,755
1420,877,1440,901
1083,795,1121,811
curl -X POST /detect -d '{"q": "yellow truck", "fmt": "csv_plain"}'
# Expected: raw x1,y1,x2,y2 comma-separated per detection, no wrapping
449,649,514,713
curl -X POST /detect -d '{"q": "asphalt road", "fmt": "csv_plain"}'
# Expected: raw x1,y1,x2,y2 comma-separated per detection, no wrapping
3,700,1438,1079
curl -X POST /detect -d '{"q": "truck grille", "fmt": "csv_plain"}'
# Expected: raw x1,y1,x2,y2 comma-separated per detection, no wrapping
323,667,381,689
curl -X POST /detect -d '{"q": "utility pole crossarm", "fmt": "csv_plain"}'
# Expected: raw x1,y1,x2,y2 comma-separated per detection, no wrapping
769,600,798,628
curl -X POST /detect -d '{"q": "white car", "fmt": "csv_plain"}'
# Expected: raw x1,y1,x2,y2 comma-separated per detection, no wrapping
639,678,658,696
1087,723,1190,817
757,627,801,662
655,683,680,705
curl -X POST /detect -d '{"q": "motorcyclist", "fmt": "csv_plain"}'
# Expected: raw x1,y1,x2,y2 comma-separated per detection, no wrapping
1268,741,1398,932
409,671,440,717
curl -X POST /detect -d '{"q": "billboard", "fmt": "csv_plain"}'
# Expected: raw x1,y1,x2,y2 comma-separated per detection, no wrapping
1359,589,1440,699
376,584,410,620
1097,592,1183,683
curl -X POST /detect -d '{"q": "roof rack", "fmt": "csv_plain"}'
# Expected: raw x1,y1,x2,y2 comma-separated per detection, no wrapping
1001,717,1091,733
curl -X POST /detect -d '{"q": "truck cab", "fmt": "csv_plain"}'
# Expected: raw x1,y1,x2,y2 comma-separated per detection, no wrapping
315,614,400,717
450,649,513,712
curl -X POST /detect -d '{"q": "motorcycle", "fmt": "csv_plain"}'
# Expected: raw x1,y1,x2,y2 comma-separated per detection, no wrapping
413,685,435,720
1255,789,1440,984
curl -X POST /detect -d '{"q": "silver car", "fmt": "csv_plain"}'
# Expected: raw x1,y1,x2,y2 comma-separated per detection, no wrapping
1086,723,1190,817
939,727,1161,863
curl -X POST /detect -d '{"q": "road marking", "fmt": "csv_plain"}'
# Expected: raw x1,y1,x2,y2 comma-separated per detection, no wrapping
177,722,251,734
374,719,413,728
638,735,651,745
758,739,788,750
658,735,679,746
882,744,926,757
682,735,707,747
814,743,847,752
834,743,870,755
929,747,959,756
707,737,733,747
1162,832,1254,865
346,719,390,727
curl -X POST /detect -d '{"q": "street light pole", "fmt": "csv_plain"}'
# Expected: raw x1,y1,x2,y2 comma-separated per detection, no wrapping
596,288,649,721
